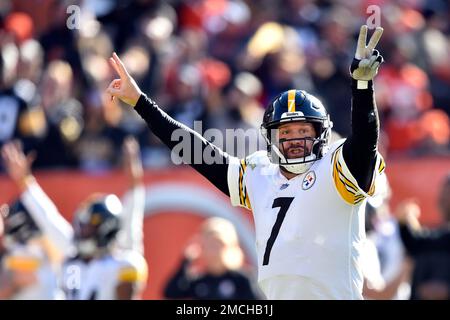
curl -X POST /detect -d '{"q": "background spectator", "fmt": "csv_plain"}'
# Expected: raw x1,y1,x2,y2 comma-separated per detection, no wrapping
397,174,450,300
164,217,261,300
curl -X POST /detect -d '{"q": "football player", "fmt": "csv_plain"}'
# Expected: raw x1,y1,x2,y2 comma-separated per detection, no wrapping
1,138,147,299
107,25,385,299
0,200,62,299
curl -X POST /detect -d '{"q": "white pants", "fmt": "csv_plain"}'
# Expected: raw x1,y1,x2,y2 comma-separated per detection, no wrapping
259,275,344,300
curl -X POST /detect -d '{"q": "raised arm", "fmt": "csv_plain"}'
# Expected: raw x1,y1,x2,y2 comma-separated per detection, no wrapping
118,137,145,254
163,238,201,299
343,25,384,192
1,142,74,257
106,53,231,196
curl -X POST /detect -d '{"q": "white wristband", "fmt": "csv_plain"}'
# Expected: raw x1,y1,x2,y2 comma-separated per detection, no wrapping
357,80,368,89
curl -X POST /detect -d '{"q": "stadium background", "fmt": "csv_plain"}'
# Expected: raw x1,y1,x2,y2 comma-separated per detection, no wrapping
1,0,449,299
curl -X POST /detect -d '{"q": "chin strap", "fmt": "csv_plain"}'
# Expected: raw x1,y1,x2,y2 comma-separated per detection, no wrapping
281,162,313,174
272,144,315,174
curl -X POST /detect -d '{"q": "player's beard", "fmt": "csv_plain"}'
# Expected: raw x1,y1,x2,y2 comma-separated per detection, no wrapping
282,141,313,159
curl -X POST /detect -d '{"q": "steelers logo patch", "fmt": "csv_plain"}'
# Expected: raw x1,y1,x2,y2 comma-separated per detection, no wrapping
302,171,316,190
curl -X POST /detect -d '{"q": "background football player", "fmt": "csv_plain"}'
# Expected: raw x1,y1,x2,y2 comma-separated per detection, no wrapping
107,24,385,299
0,198,63,299
1,137,147,299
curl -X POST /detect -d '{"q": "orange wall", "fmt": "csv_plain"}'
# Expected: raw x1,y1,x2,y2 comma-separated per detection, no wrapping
1,156,449,299
385,157,450,226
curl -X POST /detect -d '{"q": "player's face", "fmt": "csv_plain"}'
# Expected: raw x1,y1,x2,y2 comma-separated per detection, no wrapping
74,222,99,257
74,221,97,239
277,122,316,159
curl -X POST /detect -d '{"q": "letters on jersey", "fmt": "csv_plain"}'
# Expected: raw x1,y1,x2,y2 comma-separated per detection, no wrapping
61,251,148,300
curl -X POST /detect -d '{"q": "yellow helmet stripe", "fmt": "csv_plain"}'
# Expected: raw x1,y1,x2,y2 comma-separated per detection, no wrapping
287,90,296,112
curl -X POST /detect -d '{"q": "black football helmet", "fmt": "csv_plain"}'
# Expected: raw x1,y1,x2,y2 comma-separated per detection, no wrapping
260,89,333,174
73,194,122,257
4,200,41,245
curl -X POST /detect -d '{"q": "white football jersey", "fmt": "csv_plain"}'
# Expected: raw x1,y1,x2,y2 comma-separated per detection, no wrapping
227,139,385,299
3,243,62,300
61,250,147,300
21,181,148,300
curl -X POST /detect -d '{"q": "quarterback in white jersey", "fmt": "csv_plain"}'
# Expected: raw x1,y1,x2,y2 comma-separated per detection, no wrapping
228,140,384,299
107,24,385,299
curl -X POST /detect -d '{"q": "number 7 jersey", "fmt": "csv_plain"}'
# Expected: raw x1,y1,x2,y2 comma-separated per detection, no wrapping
227,139,386,299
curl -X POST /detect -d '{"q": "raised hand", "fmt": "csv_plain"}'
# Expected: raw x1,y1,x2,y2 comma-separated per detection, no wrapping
395,199,422,230
122,136,143,186
106,52,143,107
351,25,384,83
184,235,202,262
1,141,35,190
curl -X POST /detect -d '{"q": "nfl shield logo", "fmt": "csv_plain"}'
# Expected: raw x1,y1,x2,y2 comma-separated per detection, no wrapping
302,171,316,190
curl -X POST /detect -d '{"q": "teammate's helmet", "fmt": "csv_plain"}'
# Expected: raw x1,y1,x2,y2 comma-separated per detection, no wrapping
260,89,333,174
4,200,41,245
73,194,122,257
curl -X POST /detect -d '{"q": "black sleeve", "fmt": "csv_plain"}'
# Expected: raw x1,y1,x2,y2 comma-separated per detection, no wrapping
134,94,230,196
342,79,379,192
163,258,194,299
399,223,450,256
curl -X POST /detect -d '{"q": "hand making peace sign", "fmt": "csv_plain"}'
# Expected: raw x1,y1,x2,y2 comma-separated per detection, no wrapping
351,25,384,82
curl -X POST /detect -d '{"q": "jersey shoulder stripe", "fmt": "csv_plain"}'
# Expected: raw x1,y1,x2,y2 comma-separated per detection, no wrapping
378,156,386,174
331,144,386,205
4,255,41,272
117,253,148,283
118,266,146,282
239,159,252,209
228,152,266,211
331,148,358,205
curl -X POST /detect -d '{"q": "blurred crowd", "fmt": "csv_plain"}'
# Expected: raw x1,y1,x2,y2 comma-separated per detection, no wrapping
0,0,449,172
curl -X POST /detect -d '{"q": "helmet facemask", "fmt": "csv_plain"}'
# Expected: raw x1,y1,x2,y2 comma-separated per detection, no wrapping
73,220,100,258
261,117,332,174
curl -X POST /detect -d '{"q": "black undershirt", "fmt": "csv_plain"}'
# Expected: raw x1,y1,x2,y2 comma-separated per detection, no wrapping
134,78,379,195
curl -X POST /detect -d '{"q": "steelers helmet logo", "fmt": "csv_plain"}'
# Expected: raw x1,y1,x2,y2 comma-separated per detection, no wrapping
302,171,316,190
